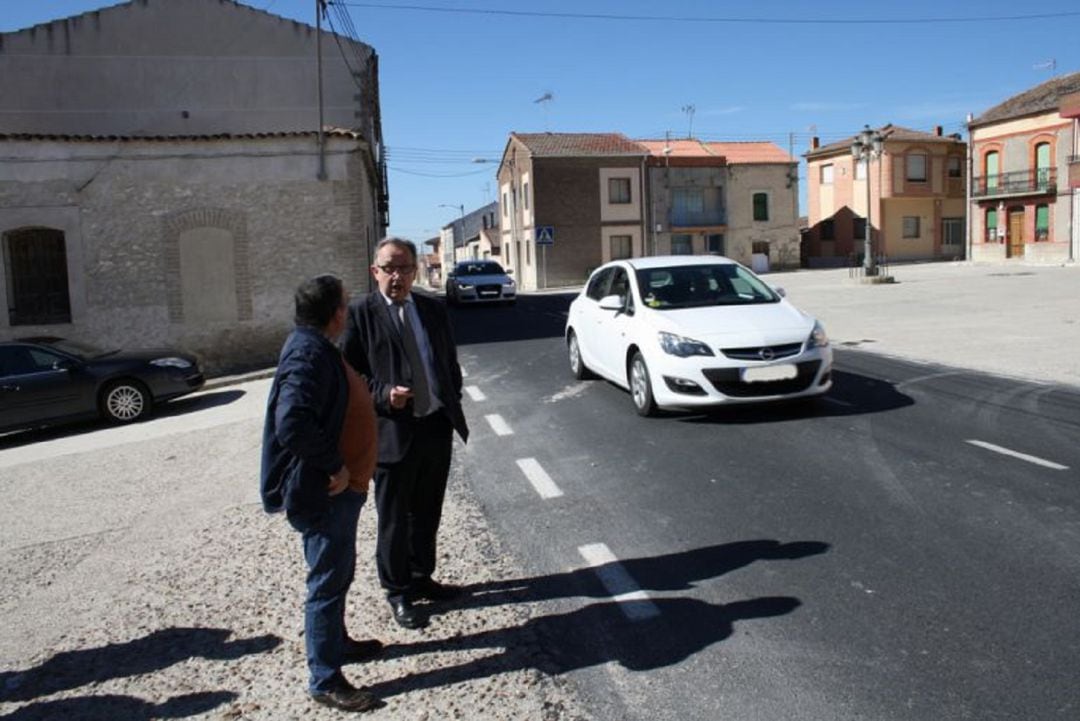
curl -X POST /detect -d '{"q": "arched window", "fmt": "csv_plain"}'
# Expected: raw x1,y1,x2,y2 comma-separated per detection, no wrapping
984,151,999,191
1034,142,1051,188
3,227,71,325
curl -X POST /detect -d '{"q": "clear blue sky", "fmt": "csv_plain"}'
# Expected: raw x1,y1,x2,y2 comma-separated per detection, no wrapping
4,1,1080,241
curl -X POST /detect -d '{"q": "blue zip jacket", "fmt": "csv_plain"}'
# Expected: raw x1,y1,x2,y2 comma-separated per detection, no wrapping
260,326,347,514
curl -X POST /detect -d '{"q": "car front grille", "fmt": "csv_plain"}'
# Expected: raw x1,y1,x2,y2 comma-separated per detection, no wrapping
702,360,821,397
721,342,804,361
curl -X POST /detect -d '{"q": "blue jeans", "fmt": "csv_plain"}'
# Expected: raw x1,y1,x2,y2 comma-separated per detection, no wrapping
287,489,366,692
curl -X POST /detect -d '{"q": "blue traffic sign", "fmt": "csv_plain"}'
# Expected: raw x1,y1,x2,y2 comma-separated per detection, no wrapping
535,225,555,245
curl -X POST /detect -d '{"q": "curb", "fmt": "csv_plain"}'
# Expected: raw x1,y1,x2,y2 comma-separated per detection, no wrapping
202,367,276,391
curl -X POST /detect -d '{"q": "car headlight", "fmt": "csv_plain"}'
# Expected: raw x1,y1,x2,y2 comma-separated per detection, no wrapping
808,321,829,348
504,278,515,286
457,282,473,290
150,357,193,369
658,331,714,358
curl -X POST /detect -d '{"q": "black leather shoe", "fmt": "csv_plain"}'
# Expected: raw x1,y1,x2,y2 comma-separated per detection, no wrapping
343,637,383,663
390,598,426,629
410,578,462,602
310,681,383,712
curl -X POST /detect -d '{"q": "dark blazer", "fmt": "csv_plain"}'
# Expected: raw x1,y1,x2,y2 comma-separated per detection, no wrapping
260,326,348,514
341,291,468,463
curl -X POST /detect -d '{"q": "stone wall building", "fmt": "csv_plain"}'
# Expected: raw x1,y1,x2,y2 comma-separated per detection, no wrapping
0,0,387,372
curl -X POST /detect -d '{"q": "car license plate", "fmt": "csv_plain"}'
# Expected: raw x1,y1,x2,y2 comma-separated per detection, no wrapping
742,364,797,382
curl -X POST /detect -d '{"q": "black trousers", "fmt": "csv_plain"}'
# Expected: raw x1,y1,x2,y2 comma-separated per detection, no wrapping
373,412,453,602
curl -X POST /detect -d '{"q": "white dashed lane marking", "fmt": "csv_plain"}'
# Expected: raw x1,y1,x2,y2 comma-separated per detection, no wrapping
577,543,660,621
515,458,563,499
965,440,1069,471
484,414,514,436
465,385,486,402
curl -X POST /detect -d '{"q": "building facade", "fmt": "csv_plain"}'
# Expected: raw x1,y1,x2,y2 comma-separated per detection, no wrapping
805,125,966,267
968,72,1080,264
0,0,387,372
494,132,799,288
497,133,648,290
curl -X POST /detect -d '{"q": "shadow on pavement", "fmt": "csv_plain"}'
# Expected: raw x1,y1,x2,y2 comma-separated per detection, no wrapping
368,540,824,697
0,390,246,450
0,627,280,703
450,292,576,346
676,368,913,425
460,539,829,607
1,691,238,721
153,389,246,418
371,596,799,698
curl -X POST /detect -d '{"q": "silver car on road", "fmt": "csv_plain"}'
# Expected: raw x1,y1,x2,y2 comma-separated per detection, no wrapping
445,260,516,305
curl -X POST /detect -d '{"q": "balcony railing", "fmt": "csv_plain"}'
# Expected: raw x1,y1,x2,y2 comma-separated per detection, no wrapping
972,168,1056,198
669,209,727,227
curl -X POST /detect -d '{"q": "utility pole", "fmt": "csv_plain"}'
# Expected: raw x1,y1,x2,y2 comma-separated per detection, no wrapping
315,0,327,180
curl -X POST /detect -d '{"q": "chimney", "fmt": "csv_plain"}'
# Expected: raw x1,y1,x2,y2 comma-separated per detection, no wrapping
810,136,819,150
934,125,942,136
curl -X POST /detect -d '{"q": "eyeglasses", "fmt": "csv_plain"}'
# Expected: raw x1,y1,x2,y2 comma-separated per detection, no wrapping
376,264,416,276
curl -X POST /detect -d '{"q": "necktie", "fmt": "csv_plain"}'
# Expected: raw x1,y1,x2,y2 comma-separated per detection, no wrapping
395,302,432,417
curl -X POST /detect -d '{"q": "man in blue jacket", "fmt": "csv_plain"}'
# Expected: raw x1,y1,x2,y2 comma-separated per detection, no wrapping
260,274,382,713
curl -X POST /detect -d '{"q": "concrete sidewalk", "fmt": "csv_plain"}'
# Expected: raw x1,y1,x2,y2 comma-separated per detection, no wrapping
762,262,1080,388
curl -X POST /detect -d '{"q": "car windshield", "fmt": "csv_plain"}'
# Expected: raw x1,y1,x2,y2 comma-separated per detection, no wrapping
456,262,505,276
40,338,111,359
635,264,779,309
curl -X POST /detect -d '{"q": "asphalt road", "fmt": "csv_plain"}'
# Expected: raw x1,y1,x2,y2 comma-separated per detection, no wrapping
449,293,1080,721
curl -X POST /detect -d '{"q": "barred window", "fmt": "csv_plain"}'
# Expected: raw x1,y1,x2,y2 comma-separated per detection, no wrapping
3,227,71,325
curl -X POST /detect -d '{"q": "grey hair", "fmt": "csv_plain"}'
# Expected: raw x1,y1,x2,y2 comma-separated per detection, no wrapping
375,236,418,263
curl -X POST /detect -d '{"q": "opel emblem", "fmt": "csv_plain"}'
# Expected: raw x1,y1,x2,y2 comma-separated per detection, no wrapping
758,347,775,361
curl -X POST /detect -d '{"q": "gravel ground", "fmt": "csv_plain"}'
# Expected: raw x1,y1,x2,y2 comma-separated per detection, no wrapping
0,410,591,720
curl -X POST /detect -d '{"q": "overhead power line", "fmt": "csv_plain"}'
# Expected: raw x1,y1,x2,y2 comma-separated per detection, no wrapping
332,2,1080,25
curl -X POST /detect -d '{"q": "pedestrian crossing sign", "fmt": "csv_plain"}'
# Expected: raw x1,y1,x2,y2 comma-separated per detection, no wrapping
535,226,555,245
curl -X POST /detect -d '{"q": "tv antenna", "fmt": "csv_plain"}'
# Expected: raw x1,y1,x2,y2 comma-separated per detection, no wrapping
681,104,696,139
534,91,554,131
1033,58,1056,74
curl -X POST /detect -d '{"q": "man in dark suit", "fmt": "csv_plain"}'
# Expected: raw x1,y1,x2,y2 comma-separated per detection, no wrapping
341,237,469,630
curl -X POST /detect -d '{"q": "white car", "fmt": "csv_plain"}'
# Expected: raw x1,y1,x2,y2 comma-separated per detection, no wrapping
565,256,832,416
445,260,516,305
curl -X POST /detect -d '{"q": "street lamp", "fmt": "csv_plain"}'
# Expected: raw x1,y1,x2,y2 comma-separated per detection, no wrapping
438,203,465,271
851,125,885,276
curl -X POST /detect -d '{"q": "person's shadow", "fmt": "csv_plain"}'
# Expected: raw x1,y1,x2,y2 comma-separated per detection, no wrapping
1,691,237,721
0,627,281,703
456,539,829,610
370,595,800,698
362,539,827,698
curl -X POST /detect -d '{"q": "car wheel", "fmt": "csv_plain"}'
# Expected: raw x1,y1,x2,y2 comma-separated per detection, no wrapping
629,352,658,417
567,330,594,380
101,379,151,423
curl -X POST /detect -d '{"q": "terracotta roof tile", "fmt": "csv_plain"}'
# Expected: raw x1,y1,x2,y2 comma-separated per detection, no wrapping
971,70,1080,126
0,128,365,142
703,141,793,164
511,132,646,157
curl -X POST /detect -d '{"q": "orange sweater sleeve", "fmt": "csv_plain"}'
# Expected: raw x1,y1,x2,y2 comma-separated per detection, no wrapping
340,358,378,493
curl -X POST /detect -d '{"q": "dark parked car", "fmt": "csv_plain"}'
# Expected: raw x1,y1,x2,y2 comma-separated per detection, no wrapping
0,337,205,432
445,260,516,305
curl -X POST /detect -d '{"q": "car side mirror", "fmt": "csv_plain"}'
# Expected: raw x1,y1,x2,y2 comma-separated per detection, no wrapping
599,294,625,311
505,268,513,275
772,286,786,298
53,358,77,371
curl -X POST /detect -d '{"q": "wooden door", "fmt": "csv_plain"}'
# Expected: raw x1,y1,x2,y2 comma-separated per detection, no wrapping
1007,208,1025,258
